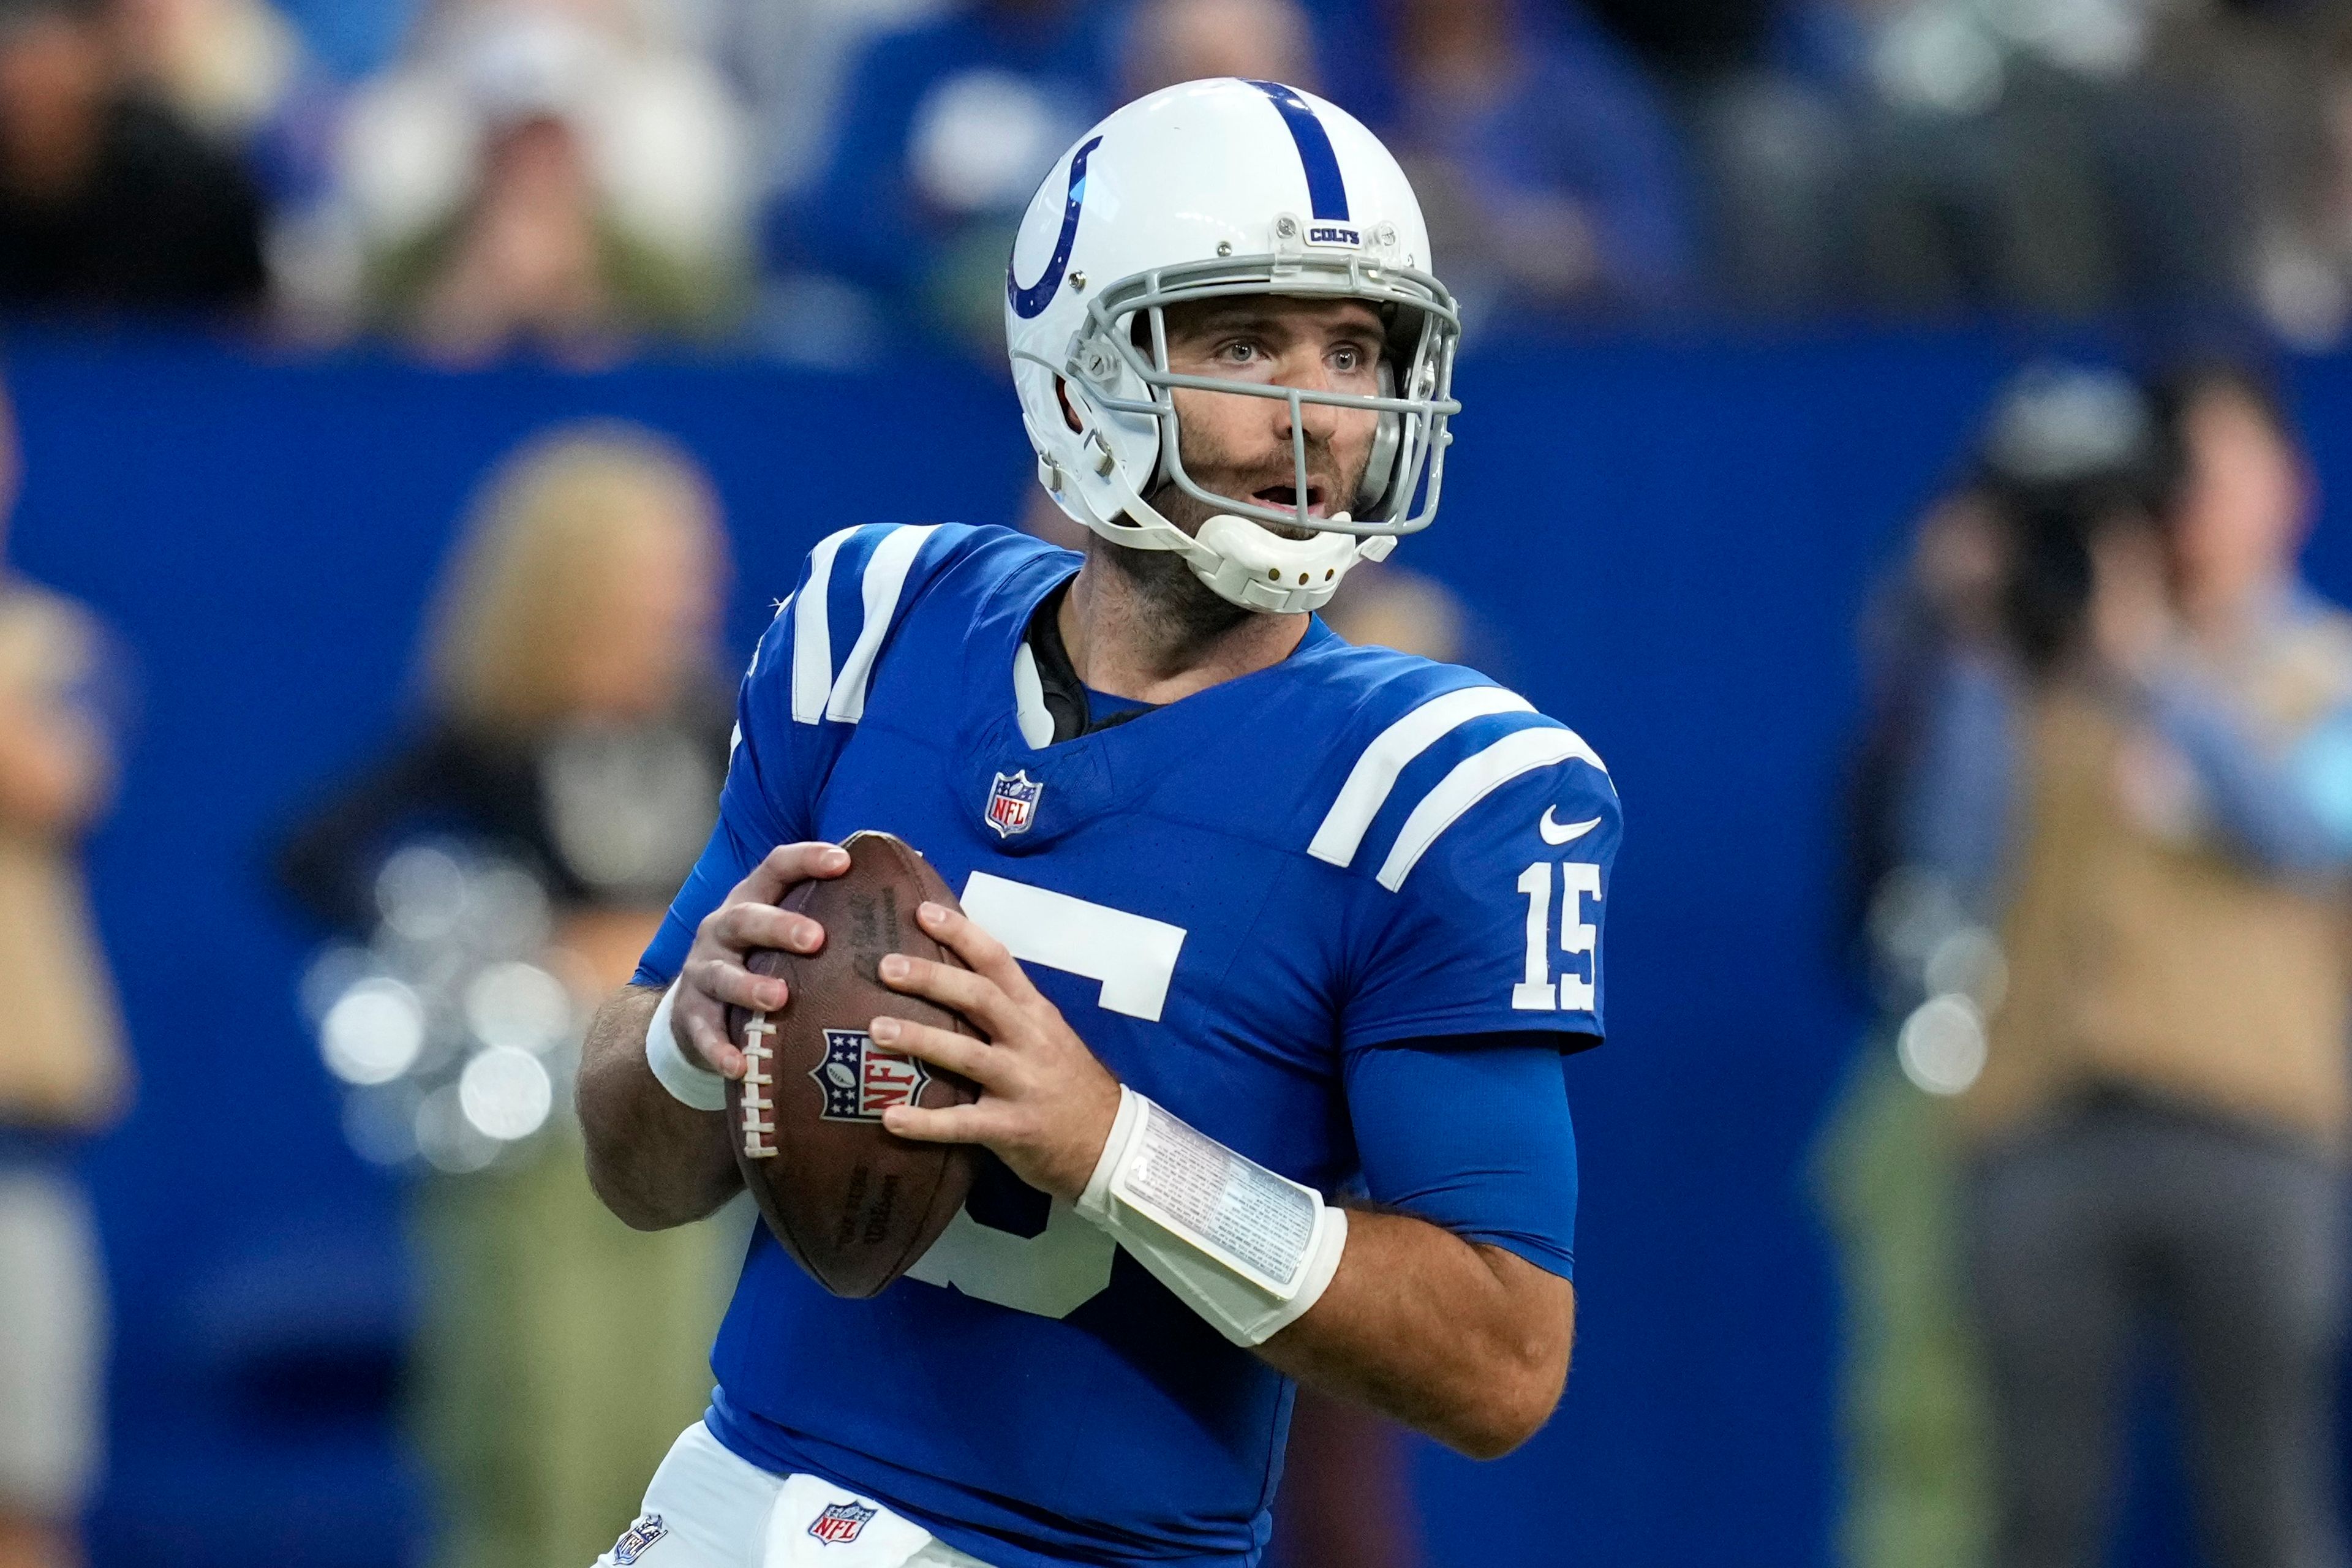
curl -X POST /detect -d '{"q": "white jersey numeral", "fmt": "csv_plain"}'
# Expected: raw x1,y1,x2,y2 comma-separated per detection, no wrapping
1512,861,1556,1010
959,873,1187,1020
903,1197,1117,1319
902,873,1189,1319
1512,860,1602,1013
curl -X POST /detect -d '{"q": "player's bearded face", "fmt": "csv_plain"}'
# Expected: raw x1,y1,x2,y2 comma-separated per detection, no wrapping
1147,296,1385,541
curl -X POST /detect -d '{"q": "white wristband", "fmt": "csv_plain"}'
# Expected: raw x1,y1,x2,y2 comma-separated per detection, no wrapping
1076,1086,1348,1347
644,984,729,1112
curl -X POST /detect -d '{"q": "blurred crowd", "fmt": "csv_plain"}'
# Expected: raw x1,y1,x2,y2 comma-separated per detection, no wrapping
17,0,2352,358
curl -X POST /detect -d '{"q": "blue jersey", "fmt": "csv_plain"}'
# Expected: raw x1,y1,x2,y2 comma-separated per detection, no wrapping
636,523,1619,1568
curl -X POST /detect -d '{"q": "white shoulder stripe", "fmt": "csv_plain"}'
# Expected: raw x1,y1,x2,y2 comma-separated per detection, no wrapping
1011,642,1054,748
1308,686,1534,867
791,528,858,725
1376,726,1604,891
825,524,937,723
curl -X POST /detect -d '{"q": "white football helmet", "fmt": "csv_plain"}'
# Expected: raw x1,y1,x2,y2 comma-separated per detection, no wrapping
1003,78,1461,615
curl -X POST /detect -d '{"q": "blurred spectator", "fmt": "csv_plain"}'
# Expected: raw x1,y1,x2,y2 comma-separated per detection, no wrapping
108,0,360,245
1323,559,1466,663
275,424,742,1568
0,0,267,314
1124,0,1314,95
711,0,948,214
1683,71,1856,314
1889,362,2352,1568
1818,485,2002,1568
297,0,752,361
790,0,1116,349
111,0,305,139
1387,0,1700,322
1115,0,1401,130
1583,0,1856,315
0,371,132,1568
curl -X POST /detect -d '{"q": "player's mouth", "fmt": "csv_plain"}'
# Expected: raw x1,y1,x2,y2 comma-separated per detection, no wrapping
1252,484,1330,518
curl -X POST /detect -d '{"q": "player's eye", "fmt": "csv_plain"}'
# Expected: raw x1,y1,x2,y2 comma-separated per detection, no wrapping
1218,339,1262,365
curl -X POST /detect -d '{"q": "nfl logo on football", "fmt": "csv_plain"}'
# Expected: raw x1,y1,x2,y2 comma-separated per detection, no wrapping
808,1499,878,1545
812,1028,932,1122
985,769,1042,837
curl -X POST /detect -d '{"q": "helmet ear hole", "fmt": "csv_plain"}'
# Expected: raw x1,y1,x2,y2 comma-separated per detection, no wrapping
1054,377,1084,434
1358,358,1401,510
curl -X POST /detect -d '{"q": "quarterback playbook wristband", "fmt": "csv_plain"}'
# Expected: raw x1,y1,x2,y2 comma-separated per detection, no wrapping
1077,1087,1349,1347
644,984,729,1113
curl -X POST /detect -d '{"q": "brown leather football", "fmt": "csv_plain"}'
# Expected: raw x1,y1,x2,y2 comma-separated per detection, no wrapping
724,831,979,1298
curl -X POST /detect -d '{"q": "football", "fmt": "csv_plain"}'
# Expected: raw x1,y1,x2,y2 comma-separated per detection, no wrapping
725,831,979,1297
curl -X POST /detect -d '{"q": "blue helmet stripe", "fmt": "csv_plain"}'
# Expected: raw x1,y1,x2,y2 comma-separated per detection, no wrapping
1008,135,1104,320
1243,80,1349,222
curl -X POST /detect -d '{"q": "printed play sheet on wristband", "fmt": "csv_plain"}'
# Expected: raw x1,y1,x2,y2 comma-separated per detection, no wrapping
1115,1102,1320,1295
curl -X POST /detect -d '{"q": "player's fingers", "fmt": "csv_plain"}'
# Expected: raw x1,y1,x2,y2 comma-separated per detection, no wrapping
729,841,850,905
877,952,1019,1037
918,903,1039,1002
709,902,824,959
677,997,745,1080
880,1101,1000,1146
688,954,788,1016
869,1016,997,1087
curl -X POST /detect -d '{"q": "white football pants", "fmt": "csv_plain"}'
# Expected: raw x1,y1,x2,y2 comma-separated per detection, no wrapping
594,1422,995,1568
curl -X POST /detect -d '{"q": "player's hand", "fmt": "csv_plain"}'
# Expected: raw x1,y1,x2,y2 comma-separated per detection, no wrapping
872,901,1123,1200
673,842,848,1082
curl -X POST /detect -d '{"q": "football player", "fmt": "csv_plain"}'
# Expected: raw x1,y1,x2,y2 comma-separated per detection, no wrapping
578,78,1620,1568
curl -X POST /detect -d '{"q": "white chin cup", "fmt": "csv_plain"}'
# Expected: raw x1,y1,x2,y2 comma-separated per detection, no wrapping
1187,513,1395,615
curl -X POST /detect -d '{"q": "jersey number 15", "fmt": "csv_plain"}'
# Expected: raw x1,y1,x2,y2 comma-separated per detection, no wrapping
1513,860,1600,1012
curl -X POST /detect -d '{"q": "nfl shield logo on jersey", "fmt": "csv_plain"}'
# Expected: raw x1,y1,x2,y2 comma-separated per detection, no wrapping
812,1029,932,1121
610,1513,667,1563
808,1499,878,1545
985,769,1042,837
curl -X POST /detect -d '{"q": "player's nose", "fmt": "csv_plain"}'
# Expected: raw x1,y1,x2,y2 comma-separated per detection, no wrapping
1271,375,1340,445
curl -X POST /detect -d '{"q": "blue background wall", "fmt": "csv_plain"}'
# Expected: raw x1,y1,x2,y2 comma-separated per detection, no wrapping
12,329,2345,1566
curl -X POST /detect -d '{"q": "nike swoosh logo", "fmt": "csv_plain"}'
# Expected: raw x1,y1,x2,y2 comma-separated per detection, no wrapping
1540,808,1600,845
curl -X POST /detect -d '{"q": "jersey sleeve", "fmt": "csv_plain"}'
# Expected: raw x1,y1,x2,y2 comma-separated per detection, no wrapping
1334,718,1620,1053
633,522,965,986
1344,1034,1578,1279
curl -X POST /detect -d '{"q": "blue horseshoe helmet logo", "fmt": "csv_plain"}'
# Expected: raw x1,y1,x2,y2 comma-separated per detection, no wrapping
1009,135,1104,320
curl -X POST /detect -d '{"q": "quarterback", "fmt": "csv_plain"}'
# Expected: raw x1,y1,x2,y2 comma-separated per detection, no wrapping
578,78,1619,1568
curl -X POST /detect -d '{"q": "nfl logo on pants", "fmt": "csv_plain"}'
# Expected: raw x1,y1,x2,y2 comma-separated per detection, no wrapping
986,770,1042,837
609,1514,667,1563
808,1499,878,1545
